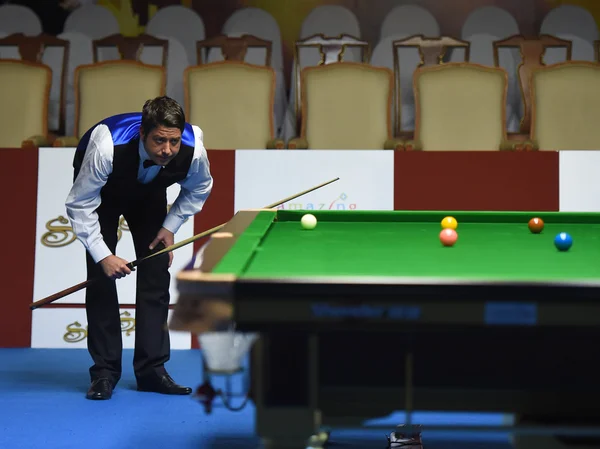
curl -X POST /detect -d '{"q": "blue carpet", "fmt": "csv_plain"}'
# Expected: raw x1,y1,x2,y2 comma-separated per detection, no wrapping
0,348,511,449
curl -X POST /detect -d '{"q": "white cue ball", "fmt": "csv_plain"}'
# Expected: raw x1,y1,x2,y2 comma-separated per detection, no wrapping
301,213,317,230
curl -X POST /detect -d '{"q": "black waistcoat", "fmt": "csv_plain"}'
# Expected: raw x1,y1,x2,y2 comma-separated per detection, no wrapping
99,137,194,208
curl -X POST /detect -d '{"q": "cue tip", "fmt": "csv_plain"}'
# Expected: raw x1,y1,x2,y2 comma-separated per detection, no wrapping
212,232,234,239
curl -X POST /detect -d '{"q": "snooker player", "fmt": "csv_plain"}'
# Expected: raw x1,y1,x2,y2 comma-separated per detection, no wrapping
65,96,213,400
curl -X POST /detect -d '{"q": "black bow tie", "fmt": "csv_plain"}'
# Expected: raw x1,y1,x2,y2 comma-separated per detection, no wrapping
143,159,157,169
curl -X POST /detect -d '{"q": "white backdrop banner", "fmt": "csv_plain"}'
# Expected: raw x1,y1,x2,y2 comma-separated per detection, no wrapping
33,147,194,306
559,151,600,212
30,307,191,349
234,150,395,211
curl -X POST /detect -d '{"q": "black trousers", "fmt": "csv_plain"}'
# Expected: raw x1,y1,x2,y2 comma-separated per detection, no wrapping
84,188,171,385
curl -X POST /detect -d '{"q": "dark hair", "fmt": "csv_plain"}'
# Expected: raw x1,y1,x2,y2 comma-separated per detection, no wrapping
141,96,186,136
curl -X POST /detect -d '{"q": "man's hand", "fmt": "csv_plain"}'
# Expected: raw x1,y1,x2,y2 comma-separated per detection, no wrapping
149,227,175,267
99,255,133,280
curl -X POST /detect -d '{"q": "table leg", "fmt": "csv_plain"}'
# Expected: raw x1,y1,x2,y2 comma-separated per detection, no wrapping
252,332,321,448
405,352,413,427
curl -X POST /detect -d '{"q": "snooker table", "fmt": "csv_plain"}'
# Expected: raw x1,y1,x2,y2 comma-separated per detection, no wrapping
170,209,600,448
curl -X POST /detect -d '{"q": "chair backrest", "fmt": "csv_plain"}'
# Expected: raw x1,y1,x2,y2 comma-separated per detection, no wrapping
300,62,393,149
530,61,600,150
0,59,51,147
74,60,166,138
0,33,69,135
184,61,275,149
293,34,370,132
413,62,508,151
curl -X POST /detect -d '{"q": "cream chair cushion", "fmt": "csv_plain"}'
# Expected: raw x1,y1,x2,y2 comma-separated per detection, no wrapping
75,61,165,138
0,60,50,147
301,62,392,149
531,62,600,150
414,63,507,151
185,62,274,149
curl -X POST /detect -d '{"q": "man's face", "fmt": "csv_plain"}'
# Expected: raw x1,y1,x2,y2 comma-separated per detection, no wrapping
140,125,182,166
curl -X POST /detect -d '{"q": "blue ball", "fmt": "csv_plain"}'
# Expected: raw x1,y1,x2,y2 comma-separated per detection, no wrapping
554,232,573,251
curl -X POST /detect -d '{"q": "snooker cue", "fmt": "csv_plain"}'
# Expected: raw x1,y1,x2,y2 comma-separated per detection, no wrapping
28,177,340,310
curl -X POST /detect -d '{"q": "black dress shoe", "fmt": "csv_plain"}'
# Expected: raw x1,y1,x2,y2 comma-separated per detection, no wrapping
137,373,192,395
86,378,113,400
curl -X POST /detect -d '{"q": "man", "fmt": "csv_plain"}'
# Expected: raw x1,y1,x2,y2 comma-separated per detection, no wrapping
65,96,213,400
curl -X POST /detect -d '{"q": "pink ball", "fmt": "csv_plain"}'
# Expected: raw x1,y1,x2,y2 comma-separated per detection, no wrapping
440,228,458,246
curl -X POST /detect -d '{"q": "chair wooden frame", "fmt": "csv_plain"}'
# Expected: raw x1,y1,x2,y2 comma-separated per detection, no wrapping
293,34,370,135
493,34,572,137
529,60,600,148
0,32,70,137
290,61,400,150
183,60,282,149
58,34,169,140
392,34,470,136
195,34,272,66
412,62,509,151
92,33,169,66
72,60,166,139
0,58,52,148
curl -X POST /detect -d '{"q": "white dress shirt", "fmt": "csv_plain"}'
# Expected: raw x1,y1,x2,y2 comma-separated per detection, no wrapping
65,123,213,263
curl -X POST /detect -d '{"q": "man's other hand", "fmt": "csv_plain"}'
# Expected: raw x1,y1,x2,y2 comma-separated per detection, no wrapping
149,227,175,267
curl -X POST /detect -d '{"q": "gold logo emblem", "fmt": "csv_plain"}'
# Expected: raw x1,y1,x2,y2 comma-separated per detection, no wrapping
41,216,76,247
63,320,87,343
42,205,180,247
63,311,136,342
118,216,129,239
120,310,135,336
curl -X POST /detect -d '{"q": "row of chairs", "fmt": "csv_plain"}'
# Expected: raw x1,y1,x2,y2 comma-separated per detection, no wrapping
2,32,599,151
287,58,599,152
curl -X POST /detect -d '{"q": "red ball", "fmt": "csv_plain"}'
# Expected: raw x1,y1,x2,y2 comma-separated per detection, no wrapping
440,228,458,246
528,217,544,234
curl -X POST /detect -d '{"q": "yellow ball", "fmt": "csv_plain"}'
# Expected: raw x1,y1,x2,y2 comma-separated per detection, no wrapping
441,216,458,230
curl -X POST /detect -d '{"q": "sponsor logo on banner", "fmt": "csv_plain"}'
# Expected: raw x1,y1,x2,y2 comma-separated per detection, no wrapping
234,150,394,211
278,192,356,211
40,205,184,248
41,216,129,247
31,308,191,349
63,311,136,343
